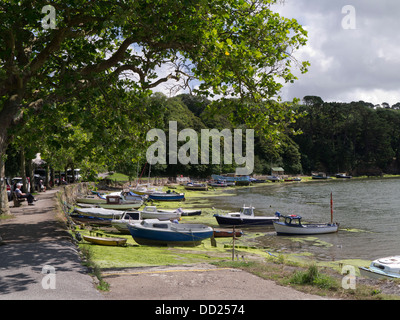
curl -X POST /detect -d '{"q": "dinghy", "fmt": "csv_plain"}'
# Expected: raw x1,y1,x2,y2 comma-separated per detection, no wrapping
273,213,339,235
82,235,127,246
359,256,400,280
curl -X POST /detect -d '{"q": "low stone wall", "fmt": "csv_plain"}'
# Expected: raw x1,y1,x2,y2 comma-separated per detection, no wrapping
57,182,95,205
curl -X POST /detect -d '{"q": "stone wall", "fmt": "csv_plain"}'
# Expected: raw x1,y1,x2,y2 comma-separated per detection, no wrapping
57,182,95,205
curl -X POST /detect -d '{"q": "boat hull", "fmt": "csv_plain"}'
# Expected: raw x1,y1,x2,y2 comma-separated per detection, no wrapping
111,220,132,234
214,214,278,227
128,224,213,246
73,207,124,219
211,174,250,182
213,228,243,238
141,211,181,220
359,256,400,280
180,209,202,216
99,202,142,210
82,235,127,246
184,186,208,191
273,221,338,235
76,197,106,204
148,194,185,201
70,214,113,226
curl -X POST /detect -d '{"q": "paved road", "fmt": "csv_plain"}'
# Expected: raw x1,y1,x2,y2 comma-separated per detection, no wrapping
0,188,103,300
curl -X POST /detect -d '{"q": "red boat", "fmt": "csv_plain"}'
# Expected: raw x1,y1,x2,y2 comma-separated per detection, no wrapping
213,228,243,238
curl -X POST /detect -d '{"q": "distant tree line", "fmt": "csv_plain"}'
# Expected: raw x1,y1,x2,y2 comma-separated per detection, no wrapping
129,94,400,177
7,93,400,181
292,96,400,176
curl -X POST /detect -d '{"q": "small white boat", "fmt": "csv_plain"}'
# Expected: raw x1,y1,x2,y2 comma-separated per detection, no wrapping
98,201,143,210
273,213,339,235
130,185,163,195
140,206,181,220
76,193,108,204
97,192,143,210
73,207,124,219
111,211,142,234
184,182,208,191
77,191,144,209
359,256,400,280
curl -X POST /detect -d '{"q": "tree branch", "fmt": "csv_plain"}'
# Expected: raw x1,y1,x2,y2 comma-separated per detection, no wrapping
80,37,136,76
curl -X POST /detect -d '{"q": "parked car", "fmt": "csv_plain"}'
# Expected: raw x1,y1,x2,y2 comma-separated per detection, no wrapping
67,169,81,182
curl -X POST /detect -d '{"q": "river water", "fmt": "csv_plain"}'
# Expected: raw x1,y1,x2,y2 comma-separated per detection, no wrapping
209,178,400,262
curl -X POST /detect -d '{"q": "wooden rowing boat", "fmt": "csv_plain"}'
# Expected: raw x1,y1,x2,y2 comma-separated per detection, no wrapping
82,235,127,246
213,228,243,238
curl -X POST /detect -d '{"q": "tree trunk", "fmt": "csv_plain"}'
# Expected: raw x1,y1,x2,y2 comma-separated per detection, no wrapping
20,147,28,193
0,94,24,215
0,155,10,215
28,158,35,192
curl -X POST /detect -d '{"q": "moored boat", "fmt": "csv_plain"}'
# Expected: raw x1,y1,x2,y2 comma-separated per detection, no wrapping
213,228,243,238
211,174,250,183
284,177,301,182
184,182,208,191
312,172,330,179
98,201,143,210
359,256,400,280
214,206,278,227
69,214,114,226
76,193,107,204
273,212,339,235
140,205,182,220
208,180,228,187
82,235,127,246
148,190,185,201
111,211,142,234
127,219,213,246
335,173,352,179
73,207,124,219
77,191,145,205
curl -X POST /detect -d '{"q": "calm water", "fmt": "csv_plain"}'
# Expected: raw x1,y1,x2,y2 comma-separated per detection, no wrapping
209,178,400,261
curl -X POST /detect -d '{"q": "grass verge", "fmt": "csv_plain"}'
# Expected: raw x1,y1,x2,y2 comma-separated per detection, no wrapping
212,259,400,300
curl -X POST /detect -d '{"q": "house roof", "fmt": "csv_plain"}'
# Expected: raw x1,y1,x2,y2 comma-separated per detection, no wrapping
271,167,284,171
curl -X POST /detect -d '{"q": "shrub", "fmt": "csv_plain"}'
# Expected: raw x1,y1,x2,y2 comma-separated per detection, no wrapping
290,264,338,290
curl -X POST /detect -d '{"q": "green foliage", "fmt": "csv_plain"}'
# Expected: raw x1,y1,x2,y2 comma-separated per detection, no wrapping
289,264,338,290
292,97,400,175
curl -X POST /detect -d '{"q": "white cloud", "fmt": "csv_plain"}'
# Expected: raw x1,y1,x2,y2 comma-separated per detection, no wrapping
274,0,400,106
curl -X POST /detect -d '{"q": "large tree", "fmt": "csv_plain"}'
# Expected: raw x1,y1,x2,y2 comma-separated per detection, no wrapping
0,0,309,214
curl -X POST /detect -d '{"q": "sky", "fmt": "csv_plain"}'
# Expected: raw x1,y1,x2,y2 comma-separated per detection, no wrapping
152,1,400,106
272,0,400,106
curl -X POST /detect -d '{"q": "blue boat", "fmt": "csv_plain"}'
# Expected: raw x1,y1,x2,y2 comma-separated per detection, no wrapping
211,174,250,182
148,190,185,201
128,219,213,246
70,214,114,226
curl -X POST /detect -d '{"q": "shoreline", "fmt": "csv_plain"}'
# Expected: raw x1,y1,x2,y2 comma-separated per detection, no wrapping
69,177,400,299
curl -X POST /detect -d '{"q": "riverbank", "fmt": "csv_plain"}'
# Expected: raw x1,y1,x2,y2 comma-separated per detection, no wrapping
67,181,400,300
